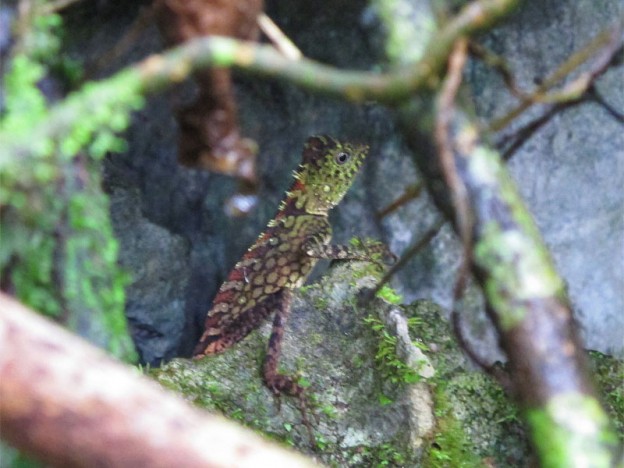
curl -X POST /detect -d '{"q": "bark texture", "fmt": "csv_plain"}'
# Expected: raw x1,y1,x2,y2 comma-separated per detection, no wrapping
0,293,316,468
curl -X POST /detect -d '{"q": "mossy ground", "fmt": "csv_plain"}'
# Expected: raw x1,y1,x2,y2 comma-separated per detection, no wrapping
406,300,530,467
149,262,542,466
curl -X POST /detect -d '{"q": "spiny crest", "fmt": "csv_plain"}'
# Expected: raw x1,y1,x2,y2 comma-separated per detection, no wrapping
290,135,368,215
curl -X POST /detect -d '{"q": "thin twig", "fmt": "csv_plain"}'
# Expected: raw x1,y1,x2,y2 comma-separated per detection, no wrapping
372,218,446,295
257,13,302,60
40,0,83,15
588,85,624,123
468,41,525,99
489,22,623,132
499,103,569,160
376,183,423,219
434,37,472,290
496,34,622,158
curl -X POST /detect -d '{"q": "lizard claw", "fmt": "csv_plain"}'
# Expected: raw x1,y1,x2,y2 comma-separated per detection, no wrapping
271,389,283,413
295,391,317,447
362,239,396,267
383,249,398,265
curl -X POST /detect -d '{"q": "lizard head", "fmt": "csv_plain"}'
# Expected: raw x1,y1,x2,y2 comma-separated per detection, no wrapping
292,135,369,215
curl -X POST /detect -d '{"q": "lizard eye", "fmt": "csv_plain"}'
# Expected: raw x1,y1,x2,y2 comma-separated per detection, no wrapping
335,152,350,165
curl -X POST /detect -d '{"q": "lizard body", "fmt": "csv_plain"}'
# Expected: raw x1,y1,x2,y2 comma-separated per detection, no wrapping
194,135,385,401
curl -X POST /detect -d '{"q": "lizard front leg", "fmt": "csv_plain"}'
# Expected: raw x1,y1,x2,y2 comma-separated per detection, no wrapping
304,233,395,264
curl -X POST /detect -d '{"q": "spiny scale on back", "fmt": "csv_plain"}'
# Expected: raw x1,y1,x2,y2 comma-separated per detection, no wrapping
193,135,368,357
193,135,387,429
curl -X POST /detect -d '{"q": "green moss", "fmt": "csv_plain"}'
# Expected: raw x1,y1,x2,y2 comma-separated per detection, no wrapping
363,315,421,387
469,146,565,331
319,402,339,419
525,394,617,468
372,0,436,66
405,300,531,465
0,10,141,362
152,349,277,437
376,285,403,305
370,442,409,466
423,385,484,468
314,295,330,310
340,436,417,467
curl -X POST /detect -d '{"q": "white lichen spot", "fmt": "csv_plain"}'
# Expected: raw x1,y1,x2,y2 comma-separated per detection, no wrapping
468,146,499,185
503,230,561,298
550,393,606,437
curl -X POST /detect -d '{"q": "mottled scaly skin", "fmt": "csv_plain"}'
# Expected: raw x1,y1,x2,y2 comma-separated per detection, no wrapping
194,135,386,400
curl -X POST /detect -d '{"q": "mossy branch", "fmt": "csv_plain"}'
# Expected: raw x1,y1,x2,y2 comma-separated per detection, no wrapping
136,0,520,100
427,113,619,466
375,0,621,465
0,0,520,171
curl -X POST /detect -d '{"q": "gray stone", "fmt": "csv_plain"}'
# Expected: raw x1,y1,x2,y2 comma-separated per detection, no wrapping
107,185,190,364
153,262,434,465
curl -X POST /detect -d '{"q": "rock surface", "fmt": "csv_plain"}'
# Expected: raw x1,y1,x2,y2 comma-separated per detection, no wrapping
151,261,531,466
107,186,191,364
468,1,624,358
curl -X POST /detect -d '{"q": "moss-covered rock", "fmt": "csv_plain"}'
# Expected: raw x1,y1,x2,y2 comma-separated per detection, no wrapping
152,261,435,465
150,260,552,466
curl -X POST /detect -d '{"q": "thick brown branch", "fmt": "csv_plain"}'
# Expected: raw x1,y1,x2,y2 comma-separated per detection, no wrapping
0,293,316,468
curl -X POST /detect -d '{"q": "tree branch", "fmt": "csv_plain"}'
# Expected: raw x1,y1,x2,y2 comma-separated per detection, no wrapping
375,0,621,464
0,293,317,467
136,0,521,101
488,22,623,132
0,0,522,174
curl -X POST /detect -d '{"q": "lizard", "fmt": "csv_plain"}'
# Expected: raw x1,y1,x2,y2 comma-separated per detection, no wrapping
193,135,391,428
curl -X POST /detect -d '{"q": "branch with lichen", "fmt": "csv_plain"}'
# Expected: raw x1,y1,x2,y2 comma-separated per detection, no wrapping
374,0,620,465
421,107,620,466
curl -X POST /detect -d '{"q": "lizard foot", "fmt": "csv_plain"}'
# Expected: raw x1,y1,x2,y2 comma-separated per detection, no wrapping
265,375,316,446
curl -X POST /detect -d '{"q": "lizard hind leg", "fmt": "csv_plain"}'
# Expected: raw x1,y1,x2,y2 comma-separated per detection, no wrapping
193,291,280,357
262,289,315,443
